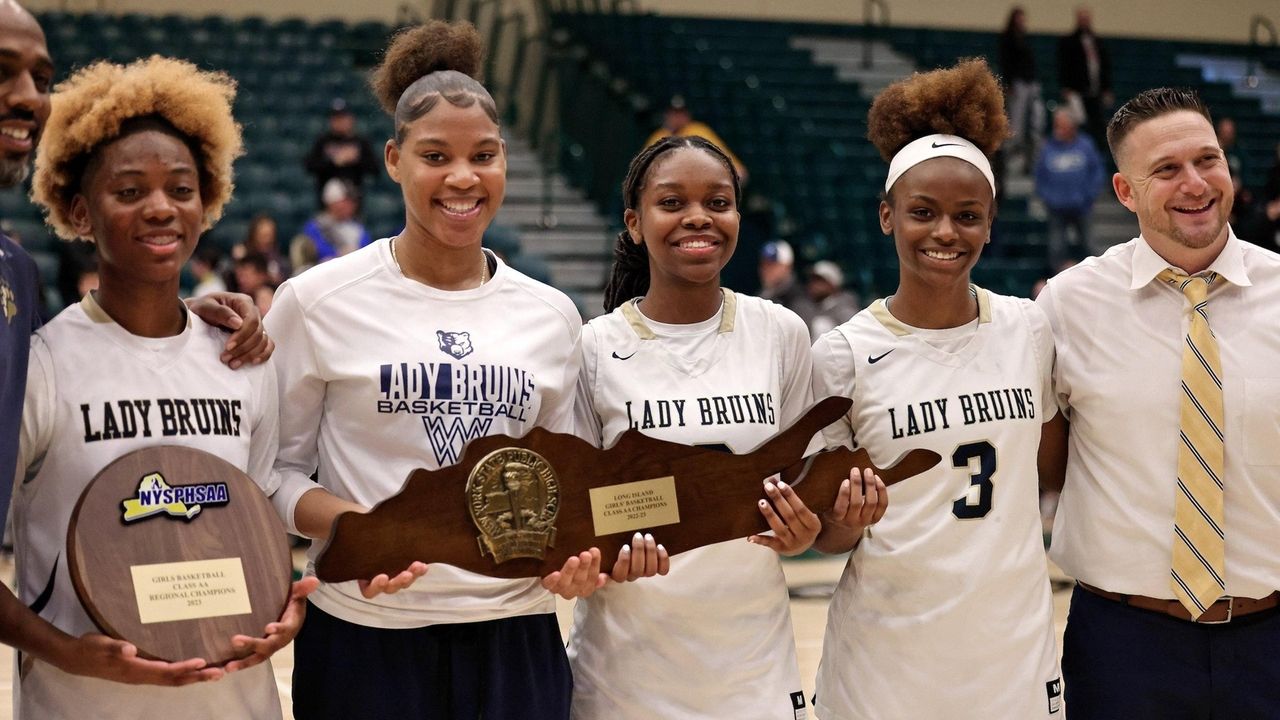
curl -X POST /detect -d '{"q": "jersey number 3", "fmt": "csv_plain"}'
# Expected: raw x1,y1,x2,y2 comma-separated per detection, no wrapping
951,441,995,519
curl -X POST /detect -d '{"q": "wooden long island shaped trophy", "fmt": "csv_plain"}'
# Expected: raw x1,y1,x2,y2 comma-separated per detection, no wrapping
317,397,940,581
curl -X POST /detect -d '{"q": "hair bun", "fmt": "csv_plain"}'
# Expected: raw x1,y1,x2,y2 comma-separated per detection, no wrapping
371,20,485,115
867,58,1007,162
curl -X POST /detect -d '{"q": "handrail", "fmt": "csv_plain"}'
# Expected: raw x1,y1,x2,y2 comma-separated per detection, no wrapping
1248,15,1277,86
1251,15,1278,45
433,0,460,21
490,12,528,120
467,0,502,28
862,0,889,70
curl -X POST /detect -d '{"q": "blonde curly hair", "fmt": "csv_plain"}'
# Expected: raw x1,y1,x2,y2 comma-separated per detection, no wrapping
32,56,243,241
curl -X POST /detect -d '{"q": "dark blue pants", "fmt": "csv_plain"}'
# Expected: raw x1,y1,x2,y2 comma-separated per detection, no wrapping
1063,584,1280,719
292,603,571,720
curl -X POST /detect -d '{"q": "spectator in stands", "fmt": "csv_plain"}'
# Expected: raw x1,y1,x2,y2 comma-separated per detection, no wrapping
1057,6,1113,146
233,252,272,298
1263,143,1280,251
252,285,274,317
998,6,1045,173
1215,117,1259,231
1238,140,1280,252
232,213,290,285
758,239,814,322
303,98,379,209
805,260,860,339
645,95,747,182
189,245,227,297
1035,108,1106,268
294,178,372,263
1217,116,1243,179
289,229,320,277
1266,140,1280,204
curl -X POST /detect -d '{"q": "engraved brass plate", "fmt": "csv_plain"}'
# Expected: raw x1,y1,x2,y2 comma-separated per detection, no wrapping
589,476,681,536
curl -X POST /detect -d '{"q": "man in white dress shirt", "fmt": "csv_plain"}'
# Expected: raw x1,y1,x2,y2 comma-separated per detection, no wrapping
1038,87,1280,717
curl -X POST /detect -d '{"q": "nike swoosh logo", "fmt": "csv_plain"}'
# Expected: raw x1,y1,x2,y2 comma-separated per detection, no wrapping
612,351,637,360
868,350,893,364
931,141,963,148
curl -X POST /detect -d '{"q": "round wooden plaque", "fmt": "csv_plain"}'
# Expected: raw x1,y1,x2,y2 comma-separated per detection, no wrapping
67,446,292,666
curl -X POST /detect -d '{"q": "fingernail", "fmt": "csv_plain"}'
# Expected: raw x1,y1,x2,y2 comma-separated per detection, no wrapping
620,544,630,554
656,544,666,553
644,533,653,543
759,500,767,507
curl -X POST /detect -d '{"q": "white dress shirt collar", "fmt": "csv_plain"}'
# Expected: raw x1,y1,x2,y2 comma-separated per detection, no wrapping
1129,228,1252,290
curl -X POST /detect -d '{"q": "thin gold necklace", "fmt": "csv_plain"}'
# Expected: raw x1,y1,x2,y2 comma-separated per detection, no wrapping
390,237,488,286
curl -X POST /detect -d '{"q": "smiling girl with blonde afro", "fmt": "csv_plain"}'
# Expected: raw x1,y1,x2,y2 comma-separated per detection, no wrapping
32,55,242,240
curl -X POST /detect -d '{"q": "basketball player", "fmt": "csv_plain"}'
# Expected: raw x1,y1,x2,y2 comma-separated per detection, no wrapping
566,134,887,720
266,21,609,720
811,59,1063,719
17,56,315,719
0,2,276,690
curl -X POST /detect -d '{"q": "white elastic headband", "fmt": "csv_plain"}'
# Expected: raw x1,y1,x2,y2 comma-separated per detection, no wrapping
884,134,996,196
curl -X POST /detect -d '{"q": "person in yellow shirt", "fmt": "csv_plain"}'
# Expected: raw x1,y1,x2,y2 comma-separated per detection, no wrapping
645,96,747,182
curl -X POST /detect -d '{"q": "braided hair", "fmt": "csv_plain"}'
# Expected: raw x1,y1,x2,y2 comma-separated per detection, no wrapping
601,135,741,312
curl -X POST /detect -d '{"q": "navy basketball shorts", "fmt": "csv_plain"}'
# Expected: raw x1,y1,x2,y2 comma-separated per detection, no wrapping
292,602,572,720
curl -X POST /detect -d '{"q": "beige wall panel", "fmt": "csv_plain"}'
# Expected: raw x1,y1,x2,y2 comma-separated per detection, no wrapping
18,0,1278,43
640,0,1276,43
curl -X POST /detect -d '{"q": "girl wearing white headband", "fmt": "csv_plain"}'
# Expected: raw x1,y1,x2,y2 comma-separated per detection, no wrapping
810,59,1063,719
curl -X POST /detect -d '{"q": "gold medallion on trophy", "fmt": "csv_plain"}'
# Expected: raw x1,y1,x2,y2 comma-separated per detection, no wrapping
466,448,559,563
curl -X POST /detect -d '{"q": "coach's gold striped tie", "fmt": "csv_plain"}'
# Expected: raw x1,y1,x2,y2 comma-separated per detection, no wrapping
1160,269,1225,619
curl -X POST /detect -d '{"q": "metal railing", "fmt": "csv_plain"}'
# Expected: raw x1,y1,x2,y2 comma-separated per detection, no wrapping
1247,15,1277,88
863,0,889,69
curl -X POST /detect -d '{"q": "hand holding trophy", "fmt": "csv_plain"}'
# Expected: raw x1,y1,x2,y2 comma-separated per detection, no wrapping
317,397,938,583
68,447,298,666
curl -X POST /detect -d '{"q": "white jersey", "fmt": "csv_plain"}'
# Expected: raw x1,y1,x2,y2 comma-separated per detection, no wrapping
266,240,581,628
15,294,281,720
567,291,814,720
811,289,1061,720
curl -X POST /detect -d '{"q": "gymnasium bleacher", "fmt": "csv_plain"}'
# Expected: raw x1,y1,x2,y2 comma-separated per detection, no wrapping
2,8,1277,310
548,10,1279,298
